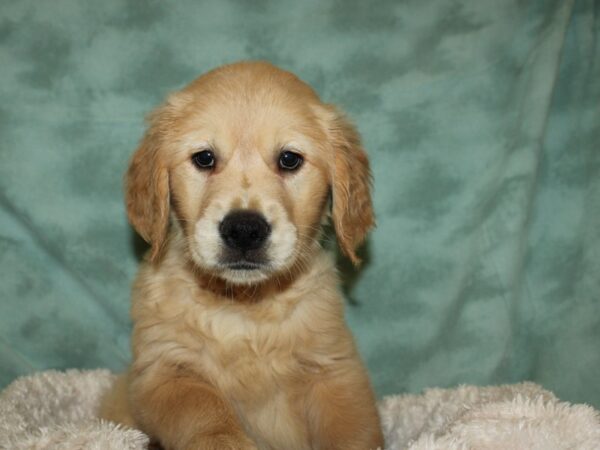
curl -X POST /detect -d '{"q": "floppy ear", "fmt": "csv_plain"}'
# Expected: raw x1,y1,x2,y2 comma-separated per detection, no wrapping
321,105,375,265
125,115,170,263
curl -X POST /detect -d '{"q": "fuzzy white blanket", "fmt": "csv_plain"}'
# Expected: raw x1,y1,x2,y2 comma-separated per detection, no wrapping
1,370,599,449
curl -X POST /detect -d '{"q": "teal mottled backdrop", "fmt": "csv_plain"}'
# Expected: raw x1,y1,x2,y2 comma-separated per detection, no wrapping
1,0,599,407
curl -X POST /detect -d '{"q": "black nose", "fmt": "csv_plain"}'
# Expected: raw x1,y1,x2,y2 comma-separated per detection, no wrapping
219,210,271,251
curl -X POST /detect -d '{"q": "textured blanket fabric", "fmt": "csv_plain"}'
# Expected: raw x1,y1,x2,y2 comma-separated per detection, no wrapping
1,370,599,450
0,370,148,450
0,0,599,409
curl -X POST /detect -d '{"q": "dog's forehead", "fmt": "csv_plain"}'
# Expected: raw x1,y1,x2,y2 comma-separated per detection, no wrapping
180,63,320,121
170,85,325,153
174,100,316,153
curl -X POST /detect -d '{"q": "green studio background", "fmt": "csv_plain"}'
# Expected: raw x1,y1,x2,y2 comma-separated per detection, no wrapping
1,0,599,407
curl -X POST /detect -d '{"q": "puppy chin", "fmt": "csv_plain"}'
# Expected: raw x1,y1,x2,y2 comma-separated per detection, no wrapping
187,236,301,286
219,267,271,285
187,248,270,285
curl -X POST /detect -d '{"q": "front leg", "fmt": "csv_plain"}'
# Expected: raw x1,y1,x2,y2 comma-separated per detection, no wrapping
306,365,384,450
130,365,257,450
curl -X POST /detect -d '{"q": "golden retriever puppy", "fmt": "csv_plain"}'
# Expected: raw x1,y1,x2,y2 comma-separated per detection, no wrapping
100,61,383,450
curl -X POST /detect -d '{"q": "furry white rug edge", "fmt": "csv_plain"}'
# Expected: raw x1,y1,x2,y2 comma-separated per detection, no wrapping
0,369,148,450
1,369,599,449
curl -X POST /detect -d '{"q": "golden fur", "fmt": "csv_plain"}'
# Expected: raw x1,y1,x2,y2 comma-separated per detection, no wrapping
100,61,383,450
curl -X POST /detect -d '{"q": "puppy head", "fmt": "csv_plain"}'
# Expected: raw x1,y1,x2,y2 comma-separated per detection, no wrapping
126,61,373,284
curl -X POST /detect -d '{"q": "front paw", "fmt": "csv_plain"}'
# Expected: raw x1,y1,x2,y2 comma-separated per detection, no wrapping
187,433,258,450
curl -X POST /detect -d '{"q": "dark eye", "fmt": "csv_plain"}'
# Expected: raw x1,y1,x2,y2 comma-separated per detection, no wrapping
191,150,215,169
278,150,303,171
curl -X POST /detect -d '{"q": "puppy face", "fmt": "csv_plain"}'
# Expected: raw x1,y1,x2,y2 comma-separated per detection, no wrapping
126,62,374,284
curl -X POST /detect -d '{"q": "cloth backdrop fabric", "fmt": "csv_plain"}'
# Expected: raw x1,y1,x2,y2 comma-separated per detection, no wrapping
0,0,599,408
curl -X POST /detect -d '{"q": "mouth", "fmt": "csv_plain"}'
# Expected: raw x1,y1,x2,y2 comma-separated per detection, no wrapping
214,258,272,284
224,261,268,271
